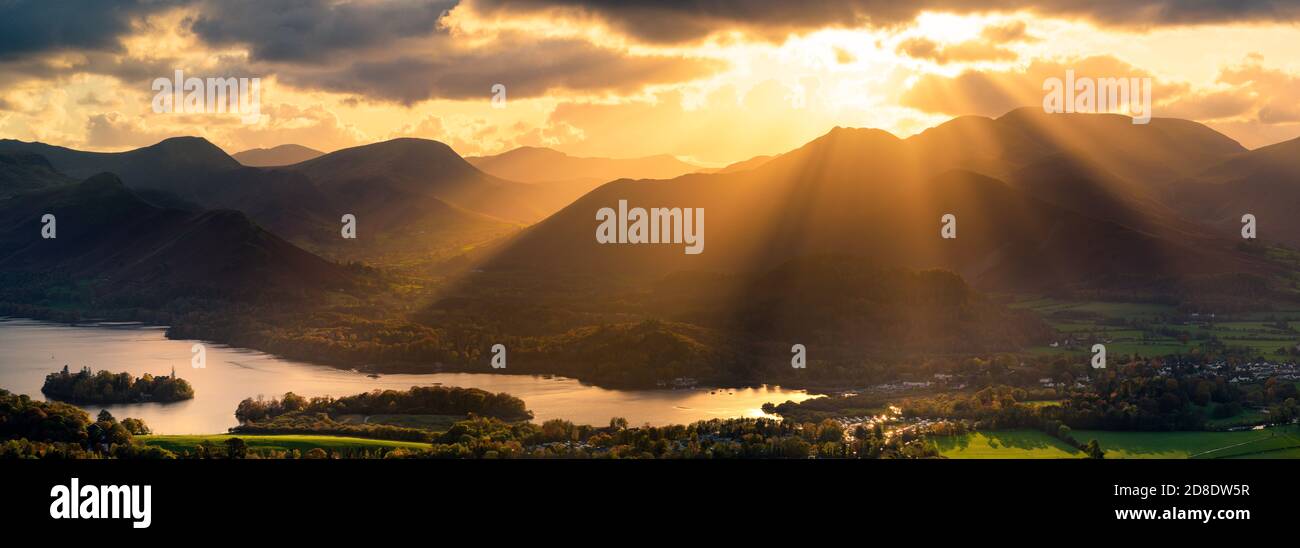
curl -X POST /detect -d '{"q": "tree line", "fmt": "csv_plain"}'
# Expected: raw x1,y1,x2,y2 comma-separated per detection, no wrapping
41,365,194,404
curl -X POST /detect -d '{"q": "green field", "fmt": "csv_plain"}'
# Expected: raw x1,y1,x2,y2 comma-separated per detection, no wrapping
140,434,429,455
933,426,1300,459
1012,298,1300,360
930,431,1081,458
335,414,463,432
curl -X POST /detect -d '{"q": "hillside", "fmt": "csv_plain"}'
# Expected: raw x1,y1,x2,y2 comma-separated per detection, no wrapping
233,144,325,167
291,138,575,223
0,138,519,268
467,146,700,183
0,137,242,195
0,153,73,198
0,173,351,304
699,154,775,174
1162,137,1300,248
476,114,1277,301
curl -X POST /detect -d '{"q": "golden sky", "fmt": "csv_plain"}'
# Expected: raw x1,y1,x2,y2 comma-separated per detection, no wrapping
2,0,1299,165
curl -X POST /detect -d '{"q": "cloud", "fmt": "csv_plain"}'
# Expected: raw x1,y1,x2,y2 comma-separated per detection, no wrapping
896,37,1017,64
0,0,191,60
899,55,1183,118
528,80,862,164
272,35,724,104
187,0,453,64
1216,55,1300,123
980,20,1034,42
177,1,726,103
468,0,1300,44
1142,53,1300,128
85,111,182,148
218,102,369,152
1160,90,1256,121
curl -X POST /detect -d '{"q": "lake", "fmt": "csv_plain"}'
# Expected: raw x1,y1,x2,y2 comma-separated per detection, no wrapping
0,318,815,434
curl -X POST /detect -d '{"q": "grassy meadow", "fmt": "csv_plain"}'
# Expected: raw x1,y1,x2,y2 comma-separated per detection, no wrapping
140,434,429,455
931,425,1300,459
1012,298,1300,360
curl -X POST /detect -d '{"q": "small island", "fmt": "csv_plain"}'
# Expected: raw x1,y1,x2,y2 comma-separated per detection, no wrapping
42,365,195,404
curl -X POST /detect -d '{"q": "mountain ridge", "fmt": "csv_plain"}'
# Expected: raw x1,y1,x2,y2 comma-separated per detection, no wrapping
233,144,325,167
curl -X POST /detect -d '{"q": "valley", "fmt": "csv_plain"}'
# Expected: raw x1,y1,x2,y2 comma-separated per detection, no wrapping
3,110,1300,460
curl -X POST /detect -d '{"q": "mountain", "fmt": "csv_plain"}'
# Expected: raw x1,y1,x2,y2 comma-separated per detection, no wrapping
0,153,73,199
467,146,701,183
903,108,1246,186
699,154,775,174
0,137,242,195
0,138,518,267
1163,136,1300,248
0,173,351,303
233,144,325,167
290,138,572,223
476,113,1276,301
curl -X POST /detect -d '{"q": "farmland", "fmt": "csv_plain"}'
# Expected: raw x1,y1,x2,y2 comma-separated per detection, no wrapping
1012,298,1300,361
139,434,429,455
932,425,1300,459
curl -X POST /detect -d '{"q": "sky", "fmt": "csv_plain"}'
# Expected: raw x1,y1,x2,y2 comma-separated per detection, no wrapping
2,0,1299,166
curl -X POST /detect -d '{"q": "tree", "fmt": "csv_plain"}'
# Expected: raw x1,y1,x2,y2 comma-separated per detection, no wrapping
281,392,307,413
121,417,151,435
1084,439,1105,459
225,437,248,459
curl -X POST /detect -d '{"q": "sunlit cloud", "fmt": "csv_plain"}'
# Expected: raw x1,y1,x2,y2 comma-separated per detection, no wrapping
1,0,1299,160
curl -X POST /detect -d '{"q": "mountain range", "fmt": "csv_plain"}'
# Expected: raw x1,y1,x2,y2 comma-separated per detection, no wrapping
0,173,351,305
467,146,701,184
475,108,1290,304
3,108,1299,379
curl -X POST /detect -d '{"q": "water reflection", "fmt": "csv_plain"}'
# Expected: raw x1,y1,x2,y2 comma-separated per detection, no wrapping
0,318,815,433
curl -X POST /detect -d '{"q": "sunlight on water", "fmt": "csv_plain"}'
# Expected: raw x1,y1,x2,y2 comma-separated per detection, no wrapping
0,318,816,434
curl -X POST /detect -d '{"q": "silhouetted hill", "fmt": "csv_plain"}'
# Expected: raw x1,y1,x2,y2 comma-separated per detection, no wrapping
1164,136,1300,247
0,153,73,198
233,144,325,166
291,138,566,223
0,137,241,195
699,154,775,174
0,173,350,303
479,118,1275,300
905,108,1246,187
467,146,700,183
0,138,517,268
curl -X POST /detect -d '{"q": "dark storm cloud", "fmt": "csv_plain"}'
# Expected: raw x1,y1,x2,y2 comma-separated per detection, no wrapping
275,38,725,104
471,0,1300,43
0,0,191,60
187,0,455,63
181,0,724,102
0,0,724,104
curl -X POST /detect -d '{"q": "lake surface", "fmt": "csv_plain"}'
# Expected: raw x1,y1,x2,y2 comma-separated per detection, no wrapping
0,318,814,434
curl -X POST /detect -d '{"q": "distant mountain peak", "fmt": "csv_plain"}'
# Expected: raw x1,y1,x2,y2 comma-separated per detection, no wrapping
467,145,702,185
233,143,325,167
145,136,233,158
